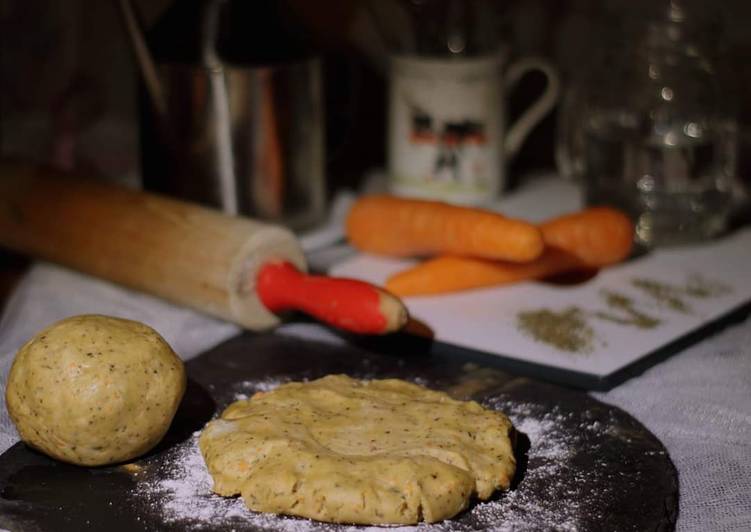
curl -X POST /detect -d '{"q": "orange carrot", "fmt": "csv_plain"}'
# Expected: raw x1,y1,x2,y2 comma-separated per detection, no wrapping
346,195,544,263
541,207,633,266
385,207,634,296
386,249,581,296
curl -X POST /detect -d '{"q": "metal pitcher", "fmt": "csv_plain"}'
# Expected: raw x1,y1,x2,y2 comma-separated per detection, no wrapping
117,0,325,231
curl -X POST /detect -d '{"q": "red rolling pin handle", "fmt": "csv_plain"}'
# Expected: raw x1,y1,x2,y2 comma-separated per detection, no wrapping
257,262,408,335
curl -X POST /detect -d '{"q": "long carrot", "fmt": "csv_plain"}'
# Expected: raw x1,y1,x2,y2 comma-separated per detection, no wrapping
387,249,581,296
346,195,544,263
385,207,633,296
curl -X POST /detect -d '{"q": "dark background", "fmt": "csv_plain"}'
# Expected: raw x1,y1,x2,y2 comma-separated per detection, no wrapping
1,0,750,193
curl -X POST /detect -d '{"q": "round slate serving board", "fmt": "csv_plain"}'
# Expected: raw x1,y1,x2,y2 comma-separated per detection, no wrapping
0,332,678,531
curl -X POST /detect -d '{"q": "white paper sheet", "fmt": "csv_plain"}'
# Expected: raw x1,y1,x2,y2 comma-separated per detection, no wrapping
332,227,751,381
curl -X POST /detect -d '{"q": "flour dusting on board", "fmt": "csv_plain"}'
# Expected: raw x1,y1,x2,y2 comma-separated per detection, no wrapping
132,376,613,531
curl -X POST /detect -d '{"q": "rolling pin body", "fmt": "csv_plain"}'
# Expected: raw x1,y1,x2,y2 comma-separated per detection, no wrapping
0,163,306,330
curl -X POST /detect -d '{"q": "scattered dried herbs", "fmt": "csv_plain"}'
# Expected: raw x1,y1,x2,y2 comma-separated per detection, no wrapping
595,290,661,329
630,278,692,313
515,274,732,354
630,275,732,314
684,274,732,298
517,307,594,354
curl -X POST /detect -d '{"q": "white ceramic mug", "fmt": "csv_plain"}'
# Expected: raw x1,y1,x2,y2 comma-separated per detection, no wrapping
387,53,559,205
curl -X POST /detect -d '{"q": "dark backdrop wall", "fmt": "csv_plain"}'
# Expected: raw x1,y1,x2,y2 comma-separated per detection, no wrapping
1,0,749,193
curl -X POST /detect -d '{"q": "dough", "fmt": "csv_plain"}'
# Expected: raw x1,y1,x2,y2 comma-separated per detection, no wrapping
199,375,515,524
5,314,186,466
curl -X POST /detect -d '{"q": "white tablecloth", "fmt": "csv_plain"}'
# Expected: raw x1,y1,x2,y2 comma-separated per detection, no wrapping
2,263,750,531
1,176,750,530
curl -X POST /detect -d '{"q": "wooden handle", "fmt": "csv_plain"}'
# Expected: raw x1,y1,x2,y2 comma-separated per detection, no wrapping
0,162,306,330
257,261,408,334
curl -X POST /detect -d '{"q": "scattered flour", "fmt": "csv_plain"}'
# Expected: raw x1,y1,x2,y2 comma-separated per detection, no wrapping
230,378,294,402
133,385,599,531
233,377,293,399
137,432,248,528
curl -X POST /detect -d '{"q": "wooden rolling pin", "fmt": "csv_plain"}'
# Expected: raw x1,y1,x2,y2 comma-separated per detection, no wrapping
0,162,407,334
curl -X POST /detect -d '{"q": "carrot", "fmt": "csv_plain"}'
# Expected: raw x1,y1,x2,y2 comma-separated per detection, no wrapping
385,207,633,296
346,195,544,263
540,207,633,267
386,249,581,296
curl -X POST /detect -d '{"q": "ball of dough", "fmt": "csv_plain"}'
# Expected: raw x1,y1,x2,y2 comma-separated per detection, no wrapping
5,314,186,466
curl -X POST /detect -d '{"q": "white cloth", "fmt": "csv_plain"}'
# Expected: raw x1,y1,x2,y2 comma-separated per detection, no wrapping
593,319,751,531
1,175,749,530
1,262,749,531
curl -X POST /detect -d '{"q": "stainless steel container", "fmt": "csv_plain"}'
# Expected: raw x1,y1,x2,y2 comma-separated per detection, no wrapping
120,0,326,231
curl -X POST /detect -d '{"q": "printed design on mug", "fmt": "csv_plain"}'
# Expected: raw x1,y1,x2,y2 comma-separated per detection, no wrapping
388,57,502,204
409,105,488,185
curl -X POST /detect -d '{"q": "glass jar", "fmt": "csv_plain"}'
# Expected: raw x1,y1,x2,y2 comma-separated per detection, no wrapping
559,0,738,248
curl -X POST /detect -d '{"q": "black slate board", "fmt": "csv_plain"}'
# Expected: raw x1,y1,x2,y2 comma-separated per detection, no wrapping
0,332,678,531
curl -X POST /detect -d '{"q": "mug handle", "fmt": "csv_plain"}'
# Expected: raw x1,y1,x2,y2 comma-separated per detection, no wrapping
503,57,560,160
